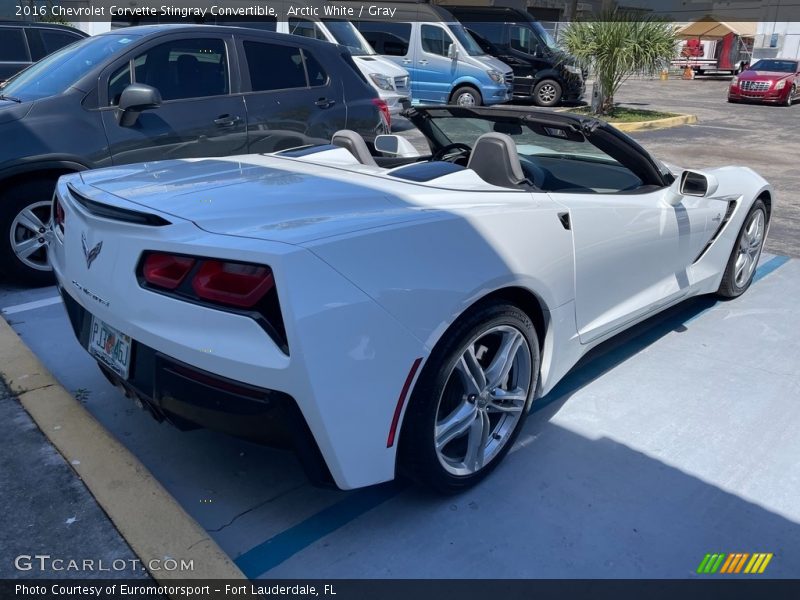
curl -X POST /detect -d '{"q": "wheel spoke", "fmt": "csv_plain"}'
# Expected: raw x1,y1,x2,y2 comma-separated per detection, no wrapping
484,329,524,389
16,208,45,234
463,410,490,471
488,386,527,413
435,401,478,451
14,237,43,259
735,253,749,283
457,346,486,393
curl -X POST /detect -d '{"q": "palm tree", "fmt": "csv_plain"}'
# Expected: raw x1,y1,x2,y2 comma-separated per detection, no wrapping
562,12,678,116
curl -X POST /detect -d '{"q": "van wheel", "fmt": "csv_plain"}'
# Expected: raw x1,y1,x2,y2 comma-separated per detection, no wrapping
450,86,482,107
533,79,562,107
0,180,57,287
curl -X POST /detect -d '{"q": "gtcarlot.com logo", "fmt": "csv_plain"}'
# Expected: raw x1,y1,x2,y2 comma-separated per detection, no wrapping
14,554,194,573
697,552,773,574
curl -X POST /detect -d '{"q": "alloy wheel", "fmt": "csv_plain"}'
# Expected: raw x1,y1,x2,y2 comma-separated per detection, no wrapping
734,208,765,288
434,325,532,476
10,200,52,272
537,83,557,104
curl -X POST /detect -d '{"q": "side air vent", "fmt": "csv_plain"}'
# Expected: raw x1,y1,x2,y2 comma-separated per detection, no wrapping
693,200,737,264
67,183,171,226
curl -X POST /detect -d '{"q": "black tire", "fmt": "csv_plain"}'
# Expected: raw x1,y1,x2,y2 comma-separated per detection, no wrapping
0,179,57,287
785,85,796,107
717,199,768,298
450,85,482,107
533,79,562,107
696,69,705,76
398,301,540,494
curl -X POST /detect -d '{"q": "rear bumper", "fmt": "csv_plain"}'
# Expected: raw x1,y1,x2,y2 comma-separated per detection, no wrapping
59,286,335,486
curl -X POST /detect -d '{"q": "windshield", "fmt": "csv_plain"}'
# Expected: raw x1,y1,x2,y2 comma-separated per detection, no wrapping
431,116,617,163
1,34,138,101
532,22,559,51
749,59,797,73
447,22,484,56
322,20,374,55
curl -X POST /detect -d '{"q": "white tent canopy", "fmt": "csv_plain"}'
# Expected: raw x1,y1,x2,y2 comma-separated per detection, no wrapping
677,18,757,39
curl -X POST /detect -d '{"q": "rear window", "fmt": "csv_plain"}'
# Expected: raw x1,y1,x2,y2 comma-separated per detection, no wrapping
0,27,29,62
243,41,327,91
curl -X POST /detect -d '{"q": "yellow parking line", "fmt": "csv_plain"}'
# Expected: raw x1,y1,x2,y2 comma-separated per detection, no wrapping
0,317,245,587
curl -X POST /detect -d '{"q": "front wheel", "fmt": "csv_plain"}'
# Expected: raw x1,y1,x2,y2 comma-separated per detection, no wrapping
785,84,796,106
0,180,57,286
533,79,562,107
717,199,768,298
450,86,482,107
398,302,540,493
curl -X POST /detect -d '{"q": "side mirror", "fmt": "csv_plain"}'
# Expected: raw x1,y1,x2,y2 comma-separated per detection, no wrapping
665,169,719,205
447,44,458,60
117,83,161,127
375,134,422,158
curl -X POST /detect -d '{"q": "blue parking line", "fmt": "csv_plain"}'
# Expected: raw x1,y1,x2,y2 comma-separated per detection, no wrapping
233,255,791,579
753,254,790,283
235,481,406,578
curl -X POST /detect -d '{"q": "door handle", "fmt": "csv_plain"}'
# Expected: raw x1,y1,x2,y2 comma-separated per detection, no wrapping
315,98,336,108
402,59,412,64
214,115,240,127
418,60,429,65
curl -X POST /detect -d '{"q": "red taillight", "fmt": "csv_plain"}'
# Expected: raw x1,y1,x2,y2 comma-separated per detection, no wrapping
142,253,195,290
54,196,65,233
372,97,391,130
191,260,274,308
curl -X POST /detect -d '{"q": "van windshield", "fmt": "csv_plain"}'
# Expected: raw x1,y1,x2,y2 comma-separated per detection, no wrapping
1,33,138,101
446,22,484,56
532,22,559,51
322,20,374,56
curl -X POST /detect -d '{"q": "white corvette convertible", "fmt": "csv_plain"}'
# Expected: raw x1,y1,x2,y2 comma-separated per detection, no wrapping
48,106,771,492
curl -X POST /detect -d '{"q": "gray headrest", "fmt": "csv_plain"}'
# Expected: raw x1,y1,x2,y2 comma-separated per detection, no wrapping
331,130,377,167
467,132,527,189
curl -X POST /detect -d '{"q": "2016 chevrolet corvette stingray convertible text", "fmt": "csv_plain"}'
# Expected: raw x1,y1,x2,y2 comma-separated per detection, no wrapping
48,106,771,493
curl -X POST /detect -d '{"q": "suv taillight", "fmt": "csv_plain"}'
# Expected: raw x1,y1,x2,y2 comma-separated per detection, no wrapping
372,97,391,130
138,252,287,353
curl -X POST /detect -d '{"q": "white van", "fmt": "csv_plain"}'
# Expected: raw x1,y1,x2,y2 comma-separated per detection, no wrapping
277,18,410,115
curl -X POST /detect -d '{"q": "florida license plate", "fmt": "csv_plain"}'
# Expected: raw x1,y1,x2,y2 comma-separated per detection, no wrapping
89,315,132,379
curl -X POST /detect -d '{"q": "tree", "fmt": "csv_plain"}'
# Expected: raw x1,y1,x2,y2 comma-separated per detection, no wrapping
562,12,677,116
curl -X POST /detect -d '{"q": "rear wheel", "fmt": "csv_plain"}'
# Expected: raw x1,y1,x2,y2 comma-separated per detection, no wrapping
0,179,57,286
450,86,482,107
717,199,767,298
533,79,562,107
399,301,539,493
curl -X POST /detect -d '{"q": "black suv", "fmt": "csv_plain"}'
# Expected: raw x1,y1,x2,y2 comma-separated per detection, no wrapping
447,6,585,107
0,21,87,83
0,25,387,284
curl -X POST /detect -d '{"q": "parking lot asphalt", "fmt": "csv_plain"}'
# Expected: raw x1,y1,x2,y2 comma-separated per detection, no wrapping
1,253,798,578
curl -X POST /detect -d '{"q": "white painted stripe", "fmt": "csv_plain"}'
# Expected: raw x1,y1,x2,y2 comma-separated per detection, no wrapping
1,296,62,315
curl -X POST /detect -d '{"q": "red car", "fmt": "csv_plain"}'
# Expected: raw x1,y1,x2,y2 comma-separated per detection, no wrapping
728,58,799,105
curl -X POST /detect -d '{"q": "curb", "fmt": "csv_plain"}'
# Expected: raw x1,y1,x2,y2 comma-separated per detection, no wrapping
555,108,698,132
0,316,246,585
612,113,698,132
